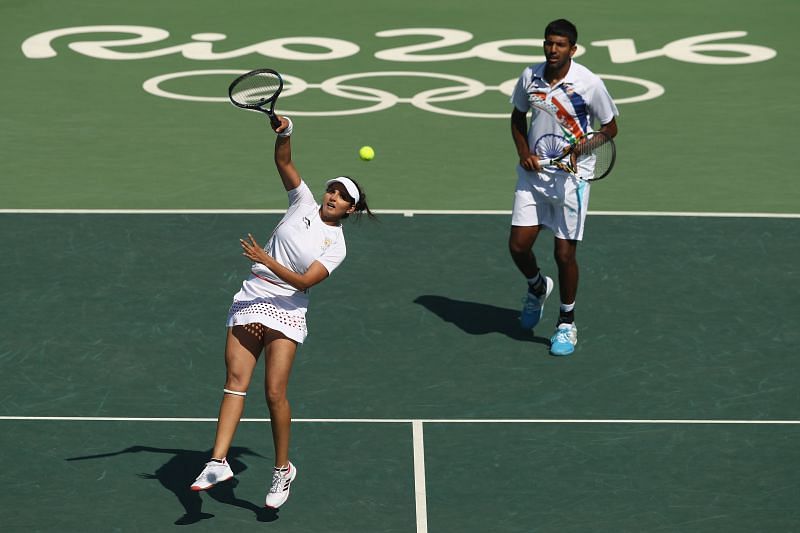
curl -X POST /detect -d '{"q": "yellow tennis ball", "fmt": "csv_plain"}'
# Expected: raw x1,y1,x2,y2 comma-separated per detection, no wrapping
359,146,375,161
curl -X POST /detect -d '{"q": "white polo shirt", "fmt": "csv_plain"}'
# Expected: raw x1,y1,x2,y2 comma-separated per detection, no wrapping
510,60,618,149
236,181,346,303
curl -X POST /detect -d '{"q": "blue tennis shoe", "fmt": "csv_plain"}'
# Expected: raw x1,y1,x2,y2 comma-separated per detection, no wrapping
520,276,554,330
550,323,578,356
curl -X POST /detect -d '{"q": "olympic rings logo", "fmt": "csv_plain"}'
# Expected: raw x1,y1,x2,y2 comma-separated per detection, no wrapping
142,70,665,118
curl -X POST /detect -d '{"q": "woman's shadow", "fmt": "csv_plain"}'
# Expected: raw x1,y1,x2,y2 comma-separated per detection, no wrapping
414,295,550,344
66,445,278,525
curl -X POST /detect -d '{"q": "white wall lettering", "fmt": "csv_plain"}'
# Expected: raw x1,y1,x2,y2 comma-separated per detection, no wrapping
22,25,360,61
22,26,777,114
374,28,586,63
592,31,776,65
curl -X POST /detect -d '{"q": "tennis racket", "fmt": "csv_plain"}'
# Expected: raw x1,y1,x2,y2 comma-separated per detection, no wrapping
228,69,283,129
533,131,616,182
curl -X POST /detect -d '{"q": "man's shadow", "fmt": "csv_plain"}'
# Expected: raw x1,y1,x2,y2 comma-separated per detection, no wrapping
67,446,278,525
414,295,550,345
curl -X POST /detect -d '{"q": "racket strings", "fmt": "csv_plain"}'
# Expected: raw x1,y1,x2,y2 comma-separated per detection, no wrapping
231,73,281,106
576,133,615,179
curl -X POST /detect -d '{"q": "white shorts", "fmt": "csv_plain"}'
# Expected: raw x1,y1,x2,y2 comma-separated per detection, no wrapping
226,295,308,344
511,165,591,240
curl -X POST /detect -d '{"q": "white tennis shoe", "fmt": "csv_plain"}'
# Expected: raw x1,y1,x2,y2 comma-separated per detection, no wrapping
190,459,234,491
265,461,297,508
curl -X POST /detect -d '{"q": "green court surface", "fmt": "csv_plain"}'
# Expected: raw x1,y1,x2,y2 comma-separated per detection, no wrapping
2,0,800,531
3,420,418,532
1,0,798,212
1,214,798,421
2,420,799,532
1,214,799,531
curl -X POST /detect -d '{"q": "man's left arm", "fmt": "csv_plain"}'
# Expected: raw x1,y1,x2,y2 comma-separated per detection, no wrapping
598,117,617,139
589,76,619,140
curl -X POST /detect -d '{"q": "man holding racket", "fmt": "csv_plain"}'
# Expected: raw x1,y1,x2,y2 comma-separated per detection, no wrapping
508,19,619,355
190,112,374,508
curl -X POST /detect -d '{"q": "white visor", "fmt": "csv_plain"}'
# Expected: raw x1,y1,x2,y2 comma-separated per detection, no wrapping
325,177,360,205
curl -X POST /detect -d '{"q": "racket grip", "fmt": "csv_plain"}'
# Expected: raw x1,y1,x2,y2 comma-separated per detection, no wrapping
268,113,281,130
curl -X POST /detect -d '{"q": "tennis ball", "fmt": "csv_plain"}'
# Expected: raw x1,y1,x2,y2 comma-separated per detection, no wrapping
359,146,375,161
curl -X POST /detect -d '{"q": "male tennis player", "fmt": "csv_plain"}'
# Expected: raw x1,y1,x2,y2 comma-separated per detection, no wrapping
508,18,619,355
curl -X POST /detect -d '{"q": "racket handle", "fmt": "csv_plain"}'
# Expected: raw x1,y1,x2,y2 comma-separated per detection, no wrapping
267,112,281,129
539,159,574,174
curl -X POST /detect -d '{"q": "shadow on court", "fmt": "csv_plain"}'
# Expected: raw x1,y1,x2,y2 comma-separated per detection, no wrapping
66,445,278,525
414,295,550,344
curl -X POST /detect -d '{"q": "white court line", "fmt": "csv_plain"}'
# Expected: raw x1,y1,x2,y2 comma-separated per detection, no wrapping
0,209,798,218
1,416,799,424
412,420,428,533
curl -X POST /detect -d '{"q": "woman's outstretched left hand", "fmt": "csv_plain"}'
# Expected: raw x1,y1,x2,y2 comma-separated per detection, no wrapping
240,233,271,264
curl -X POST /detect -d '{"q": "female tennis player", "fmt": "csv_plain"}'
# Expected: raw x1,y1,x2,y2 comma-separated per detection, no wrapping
190,115,373,508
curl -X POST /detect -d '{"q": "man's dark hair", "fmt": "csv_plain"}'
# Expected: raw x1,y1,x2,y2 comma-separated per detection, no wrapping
544,19,578,46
